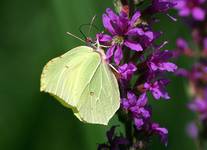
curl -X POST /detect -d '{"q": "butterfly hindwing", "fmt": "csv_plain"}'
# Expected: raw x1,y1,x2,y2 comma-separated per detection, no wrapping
76,61,120,125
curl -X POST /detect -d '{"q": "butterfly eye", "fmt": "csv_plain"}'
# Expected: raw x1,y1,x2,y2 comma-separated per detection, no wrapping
86,37,93,44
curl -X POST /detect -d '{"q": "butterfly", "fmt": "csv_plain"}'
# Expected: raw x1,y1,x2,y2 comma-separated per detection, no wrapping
40,18,120,125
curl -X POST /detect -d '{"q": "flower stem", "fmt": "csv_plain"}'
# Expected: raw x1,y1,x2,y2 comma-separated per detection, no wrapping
128,0,135,17
125,119,133,144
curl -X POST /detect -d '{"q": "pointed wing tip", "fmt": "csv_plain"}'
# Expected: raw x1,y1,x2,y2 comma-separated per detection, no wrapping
102,122,108,126
75,112,110,125
84,120,109,126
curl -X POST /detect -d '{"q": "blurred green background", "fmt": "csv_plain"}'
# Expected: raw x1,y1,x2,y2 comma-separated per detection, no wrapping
0,0,196,150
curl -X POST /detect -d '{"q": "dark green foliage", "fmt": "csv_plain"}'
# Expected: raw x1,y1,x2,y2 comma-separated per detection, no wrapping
0,0,197,149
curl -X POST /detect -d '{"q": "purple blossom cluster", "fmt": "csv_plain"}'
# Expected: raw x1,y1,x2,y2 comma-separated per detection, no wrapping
175,0,206,21
174,0,207,146
175,57,207,143
121,92,168,145
98,0,177,149
176,61,207,122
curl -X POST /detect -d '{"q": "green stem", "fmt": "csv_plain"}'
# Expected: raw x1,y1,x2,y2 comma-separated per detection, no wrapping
195,139,201,150
128,0,135,17
125,119,133,143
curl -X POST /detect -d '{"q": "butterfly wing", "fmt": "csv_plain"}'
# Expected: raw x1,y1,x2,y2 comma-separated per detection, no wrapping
40,46,120,125
75,60,120,125
41,46,101,108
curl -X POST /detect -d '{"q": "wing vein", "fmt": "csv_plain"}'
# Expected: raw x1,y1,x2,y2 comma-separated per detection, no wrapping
77,57,101,110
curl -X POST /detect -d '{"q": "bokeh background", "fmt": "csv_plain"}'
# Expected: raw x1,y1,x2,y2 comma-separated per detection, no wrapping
0,0,196,150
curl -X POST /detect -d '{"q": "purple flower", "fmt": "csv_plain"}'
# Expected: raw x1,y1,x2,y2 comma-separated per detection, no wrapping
144,79,170,100
177,38,189,49
186,122,198,139
175,68,189,77
134,118,144,129
148,0,176,13
175,0,206,21
148,50,177,72
175,38,193,57
188,97,207,120
99,8,153,65
151,123,168,146
118,63,137,80
121,92,151,129
98,126,128,150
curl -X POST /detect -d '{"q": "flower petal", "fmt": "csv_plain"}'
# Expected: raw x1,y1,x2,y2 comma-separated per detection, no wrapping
124,40,143,51
106,8,119,21
179,7,190,16
174,0,186,9
150,62,177,72
187,122,198,139
139,108,150,118
134,118,144,129
137,93,148,107
106,45,115,59
192,7,205,21
127,92,137,105
97,34,112,43
176,38,188,49
144,31,154,42
159,62,177,72
126,28,144,36
149,62,158,71
102,14,116,34
130,11,141,26
114,45,123,65
121,98,130,109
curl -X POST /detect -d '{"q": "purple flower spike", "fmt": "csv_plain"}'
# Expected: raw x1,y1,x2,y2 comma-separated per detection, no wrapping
98,1,176,147
118,63,137,80
144,79,170,100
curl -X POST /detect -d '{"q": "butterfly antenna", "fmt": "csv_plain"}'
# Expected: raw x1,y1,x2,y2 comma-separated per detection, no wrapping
88,15,97,36
79,23,100,40
66,32,85,43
